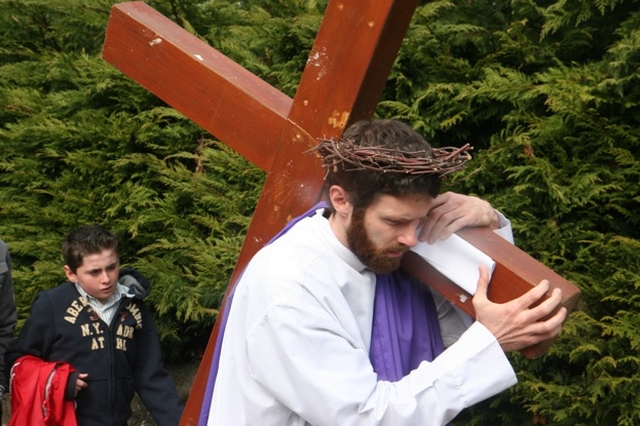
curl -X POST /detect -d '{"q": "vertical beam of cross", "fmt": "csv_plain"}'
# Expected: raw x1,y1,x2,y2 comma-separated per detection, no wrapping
235,0,420,279
103,1,419,423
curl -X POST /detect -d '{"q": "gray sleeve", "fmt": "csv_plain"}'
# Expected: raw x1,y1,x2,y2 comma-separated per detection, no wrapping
432,290,474,348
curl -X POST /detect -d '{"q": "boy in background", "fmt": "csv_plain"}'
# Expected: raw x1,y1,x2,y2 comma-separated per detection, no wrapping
6,225,183,425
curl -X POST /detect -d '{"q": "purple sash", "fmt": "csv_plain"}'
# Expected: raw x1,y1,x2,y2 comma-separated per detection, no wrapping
198,203,444,424
370,269,444,381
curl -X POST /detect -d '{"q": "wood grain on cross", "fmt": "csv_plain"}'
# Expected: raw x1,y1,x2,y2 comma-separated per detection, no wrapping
102,1,579,424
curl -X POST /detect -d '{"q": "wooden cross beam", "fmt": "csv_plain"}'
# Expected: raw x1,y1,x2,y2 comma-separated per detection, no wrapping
102,2,579,424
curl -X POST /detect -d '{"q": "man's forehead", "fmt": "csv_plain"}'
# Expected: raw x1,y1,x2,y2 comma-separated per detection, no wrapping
367,194,432,216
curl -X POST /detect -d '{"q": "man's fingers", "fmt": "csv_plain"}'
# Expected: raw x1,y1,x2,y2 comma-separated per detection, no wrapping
524,287,564,322
419,191,499,243
512,279,551,310
418,192,454,242
421,209,467,243
521,306,568,343
476,266,490,296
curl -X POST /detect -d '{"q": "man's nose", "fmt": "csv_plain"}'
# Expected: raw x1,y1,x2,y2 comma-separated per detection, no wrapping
397,227,418,248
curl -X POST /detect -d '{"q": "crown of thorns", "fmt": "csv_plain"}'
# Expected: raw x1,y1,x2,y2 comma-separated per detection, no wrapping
308,138,473,177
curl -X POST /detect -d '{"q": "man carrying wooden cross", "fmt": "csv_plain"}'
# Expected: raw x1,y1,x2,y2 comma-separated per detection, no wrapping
206,119,567,425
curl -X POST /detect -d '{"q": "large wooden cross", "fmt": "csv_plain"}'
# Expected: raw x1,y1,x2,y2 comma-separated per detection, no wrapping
102,2,579,424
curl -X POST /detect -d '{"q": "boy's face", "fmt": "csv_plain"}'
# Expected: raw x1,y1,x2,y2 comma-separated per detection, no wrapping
63,249,120,304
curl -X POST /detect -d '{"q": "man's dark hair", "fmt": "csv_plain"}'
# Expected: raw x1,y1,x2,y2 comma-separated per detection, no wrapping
323,119,442,209
62,224,120,273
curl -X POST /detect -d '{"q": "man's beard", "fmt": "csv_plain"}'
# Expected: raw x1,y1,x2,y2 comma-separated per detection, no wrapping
346,207,409,274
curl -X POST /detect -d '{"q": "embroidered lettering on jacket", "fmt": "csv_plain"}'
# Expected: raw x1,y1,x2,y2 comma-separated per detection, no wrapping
62,296,142,353
79,321,105,349
123,301,143,329
63,297,90,324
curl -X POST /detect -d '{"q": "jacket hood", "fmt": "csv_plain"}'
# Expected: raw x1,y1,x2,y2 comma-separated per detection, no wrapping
118,268,151,299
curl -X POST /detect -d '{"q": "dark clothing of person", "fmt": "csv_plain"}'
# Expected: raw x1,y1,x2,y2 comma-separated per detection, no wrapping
0,239,18,420
6,269,183,426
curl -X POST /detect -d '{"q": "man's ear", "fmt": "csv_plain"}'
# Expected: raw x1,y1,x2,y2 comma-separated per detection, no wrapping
63,265,77,283
328,185,352,218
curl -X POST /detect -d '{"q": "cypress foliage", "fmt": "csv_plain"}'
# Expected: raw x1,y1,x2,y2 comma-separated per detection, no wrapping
0,0,265,360
1,0,639,423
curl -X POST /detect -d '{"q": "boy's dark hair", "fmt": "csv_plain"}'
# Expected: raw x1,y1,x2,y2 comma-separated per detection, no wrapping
62,224,120,273
323,119,442,210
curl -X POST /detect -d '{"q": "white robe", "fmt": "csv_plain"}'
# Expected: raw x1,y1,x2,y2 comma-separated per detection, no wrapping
209,208,517,425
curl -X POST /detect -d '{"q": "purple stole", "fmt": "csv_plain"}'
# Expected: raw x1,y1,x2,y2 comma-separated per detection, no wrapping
370,269,444,382
198,203,444,424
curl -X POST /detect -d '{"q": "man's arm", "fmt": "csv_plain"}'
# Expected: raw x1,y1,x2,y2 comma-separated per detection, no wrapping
246,301,516,426
417,192,567,353
430,210,515,346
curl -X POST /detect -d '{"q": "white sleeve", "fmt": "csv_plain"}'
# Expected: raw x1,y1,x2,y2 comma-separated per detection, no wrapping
362,322,517,424
248,304,516,426
493,210,514,244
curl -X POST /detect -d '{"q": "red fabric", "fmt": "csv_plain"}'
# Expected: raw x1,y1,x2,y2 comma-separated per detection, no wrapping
9,355,78,426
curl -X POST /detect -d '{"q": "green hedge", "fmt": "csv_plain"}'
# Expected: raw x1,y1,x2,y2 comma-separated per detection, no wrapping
1,0,639,424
